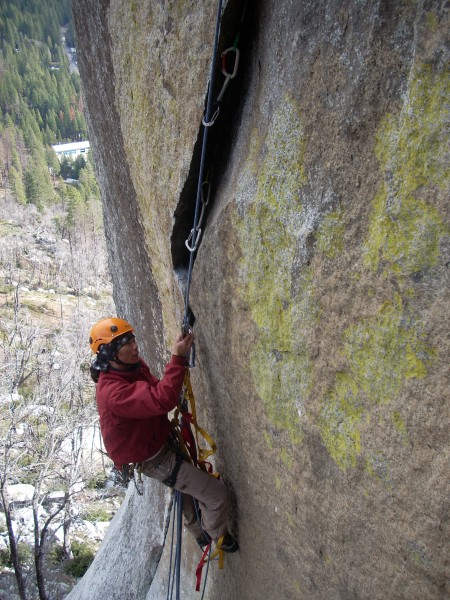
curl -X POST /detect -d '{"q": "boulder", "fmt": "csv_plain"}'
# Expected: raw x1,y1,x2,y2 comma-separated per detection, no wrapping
6,484,35,505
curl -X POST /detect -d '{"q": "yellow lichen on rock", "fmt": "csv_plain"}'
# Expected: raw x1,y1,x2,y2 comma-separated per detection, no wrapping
319,294,433,470
365,64,449,275
233,95,315,446
318,63,447,471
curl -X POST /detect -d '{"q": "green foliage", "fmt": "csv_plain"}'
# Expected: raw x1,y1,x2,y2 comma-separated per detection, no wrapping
9,165,26,204
24,147,56,208
86,473,108,490
0,0,89,209
60,154,86,180
81,505,111,522
0,548,10,568
79,160,99,199
45,145,60,174
64,540,95,578
0,542,32,568
48,544,65,565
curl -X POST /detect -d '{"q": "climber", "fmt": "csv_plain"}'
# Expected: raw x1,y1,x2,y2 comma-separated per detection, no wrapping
88,317,238,553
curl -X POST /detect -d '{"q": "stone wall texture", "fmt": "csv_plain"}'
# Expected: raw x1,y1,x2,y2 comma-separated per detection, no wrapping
69,1,449,599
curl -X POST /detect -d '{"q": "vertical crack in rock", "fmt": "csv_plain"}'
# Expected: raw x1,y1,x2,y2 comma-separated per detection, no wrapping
170,0,255,320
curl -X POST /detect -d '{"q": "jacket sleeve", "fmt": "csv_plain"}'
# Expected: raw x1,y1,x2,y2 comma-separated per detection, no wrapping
104,355,187,419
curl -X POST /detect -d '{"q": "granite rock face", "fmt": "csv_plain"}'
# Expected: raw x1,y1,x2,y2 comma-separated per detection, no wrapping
70,1,449,599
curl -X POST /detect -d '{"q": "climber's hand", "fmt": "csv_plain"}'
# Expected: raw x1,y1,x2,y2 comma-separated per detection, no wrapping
173,332,195,357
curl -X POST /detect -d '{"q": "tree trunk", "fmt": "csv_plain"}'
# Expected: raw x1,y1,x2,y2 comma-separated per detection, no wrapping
33,505,48,600
2,498,28,600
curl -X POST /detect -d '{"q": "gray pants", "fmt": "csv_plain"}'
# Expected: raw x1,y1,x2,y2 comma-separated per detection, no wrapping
140,444,230,540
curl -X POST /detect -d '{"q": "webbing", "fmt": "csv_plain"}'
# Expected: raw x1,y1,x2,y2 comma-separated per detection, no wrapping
166,386,223,599
171,369,218,471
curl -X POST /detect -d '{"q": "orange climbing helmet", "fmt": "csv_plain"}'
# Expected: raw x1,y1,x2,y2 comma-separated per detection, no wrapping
89,317,134,354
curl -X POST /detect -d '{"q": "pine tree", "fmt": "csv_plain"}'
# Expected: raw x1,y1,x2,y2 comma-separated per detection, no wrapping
8,164,26,204
24,147,55,208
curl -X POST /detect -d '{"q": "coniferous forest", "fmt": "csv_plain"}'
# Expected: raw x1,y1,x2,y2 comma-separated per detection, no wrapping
0,0,93,208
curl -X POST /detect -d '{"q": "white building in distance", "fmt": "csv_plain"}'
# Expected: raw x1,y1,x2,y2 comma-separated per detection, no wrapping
52,141,90,160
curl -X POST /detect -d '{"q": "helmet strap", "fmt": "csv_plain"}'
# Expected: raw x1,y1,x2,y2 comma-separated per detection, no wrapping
111,355,140,369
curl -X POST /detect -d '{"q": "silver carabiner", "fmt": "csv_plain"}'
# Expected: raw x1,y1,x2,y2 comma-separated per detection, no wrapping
185,226,202,252
221,47,240,79
202,105,220,127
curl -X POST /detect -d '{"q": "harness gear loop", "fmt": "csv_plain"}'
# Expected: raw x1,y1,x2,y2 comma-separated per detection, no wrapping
121,463,144,495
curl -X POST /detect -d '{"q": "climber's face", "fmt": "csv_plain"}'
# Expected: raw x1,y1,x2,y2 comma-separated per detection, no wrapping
116,336,140,364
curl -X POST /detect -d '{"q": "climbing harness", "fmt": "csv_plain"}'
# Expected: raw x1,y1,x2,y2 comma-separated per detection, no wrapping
171,370,217,472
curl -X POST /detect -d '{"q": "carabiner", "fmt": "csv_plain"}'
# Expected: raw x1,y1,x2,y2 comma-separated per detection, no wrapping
185,226,202,252
181,322,193,336
221,46,240,79
202,105,220,127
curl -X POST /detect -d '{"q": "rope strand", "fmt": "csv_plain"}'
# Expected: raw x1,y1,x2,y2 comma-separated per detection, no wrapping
183,0,224,329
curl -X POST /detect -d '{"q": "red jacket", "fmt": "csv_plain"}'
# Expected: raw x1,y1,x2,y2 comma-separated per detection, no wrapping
95,355,187,467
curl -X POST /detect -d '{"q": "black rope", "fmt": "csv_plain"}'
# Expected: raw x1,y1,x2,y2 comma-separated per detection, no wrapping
183,0,224,331
166,493,177,600
166,0,248,595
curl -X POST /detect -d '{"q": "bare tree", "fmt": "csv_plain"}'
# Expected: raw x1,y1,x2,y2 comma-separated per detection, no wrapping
0,291,105,600
0,185,113,598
